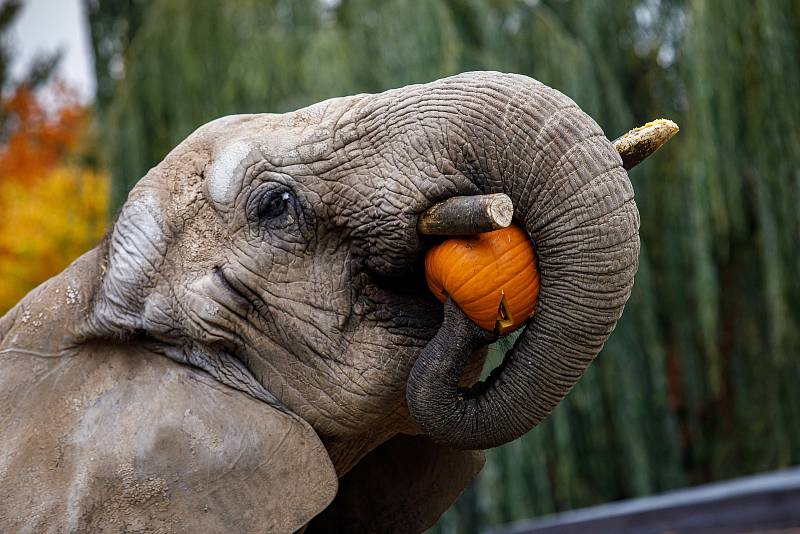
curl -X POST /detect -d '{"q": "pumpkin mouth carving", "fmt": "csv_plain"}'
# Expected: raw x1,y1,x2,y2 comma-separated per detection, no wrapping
495,290,516,335
424,224,540,335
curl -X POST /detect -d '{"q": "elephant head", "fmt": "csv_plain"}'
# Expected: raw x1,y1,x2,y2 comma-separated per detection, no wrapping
0,72,638,533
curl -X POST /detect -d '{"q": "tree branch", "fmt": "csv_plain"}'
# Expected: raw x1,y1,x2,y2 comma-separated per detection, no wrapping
417,193,513,236
613,118,680,171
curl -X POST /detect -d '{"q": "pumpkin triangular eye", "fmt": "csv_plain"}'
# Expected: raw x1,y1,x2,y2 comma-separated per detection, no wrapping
495,290,515,334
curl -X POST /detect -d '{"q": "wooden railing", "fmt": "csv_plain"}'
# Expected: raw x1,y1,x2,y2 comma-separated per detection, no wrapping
488,467,800,534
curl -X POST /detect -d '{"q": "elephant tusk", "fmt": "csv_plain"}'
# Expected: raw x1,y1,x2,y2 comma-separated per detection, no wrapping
417,118,679,236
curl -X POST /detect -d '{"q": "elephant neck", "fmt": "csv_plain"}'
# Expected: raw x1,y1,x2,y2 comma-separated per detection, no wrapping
0,244,107,356
323,431,398,477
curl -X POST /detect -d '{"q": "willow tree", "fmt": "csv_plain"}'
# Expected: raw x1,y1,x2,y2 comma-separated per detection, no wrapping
88,0,800,532
673,0,800,479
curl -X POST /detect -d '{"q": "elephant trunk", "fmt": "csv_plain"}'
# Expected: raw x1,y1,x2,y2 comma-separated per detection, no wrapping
402,73,640,449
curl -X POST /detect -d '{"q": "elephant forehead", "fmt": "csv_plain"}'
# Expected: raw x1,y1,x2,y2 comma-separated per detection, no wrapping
203,126,338,209
206,140,254,206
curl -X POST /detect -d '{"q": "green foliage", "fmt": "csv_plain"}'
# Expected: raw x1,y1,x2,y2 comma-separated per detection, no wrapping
88,0,800,531
84,0,150,112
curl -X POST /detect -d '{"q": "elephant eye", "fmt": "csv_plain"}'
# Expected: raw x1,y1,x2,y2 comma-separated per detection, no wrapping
246,182,310,238
257,189,291,220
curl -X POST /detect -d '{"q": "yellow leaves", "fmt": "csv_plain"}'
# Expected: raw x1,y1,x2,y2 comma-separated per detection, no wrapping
0,166,108,313
0,80,105,314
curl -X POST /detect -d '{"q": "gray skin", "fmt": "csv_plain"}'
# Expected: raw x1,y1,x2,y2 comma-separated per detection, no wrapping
0,72,639,533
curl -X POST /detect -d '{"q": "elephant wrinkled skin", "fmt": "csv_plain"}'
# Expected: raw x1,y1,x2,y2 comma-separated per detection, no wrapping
0,72,639,533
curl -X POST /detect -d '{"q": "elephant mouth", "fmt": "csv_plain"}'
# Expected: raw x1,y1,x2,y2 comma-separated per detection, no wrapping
369,256,433,302
364,251,444,336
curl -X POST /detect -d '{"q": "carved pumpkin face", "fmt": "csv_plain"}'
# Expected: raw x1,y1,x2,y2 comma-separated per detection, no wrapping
424,224,540,334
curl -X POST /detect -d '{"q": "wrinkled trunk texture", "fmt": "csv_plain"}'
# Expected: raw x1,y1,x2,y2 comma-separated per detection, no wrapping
390,73,640,449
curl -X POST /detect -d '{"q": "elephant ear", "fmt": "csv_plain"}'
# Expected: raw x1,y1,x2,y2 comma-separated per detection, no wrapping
306,434,484,533
0,343,337,533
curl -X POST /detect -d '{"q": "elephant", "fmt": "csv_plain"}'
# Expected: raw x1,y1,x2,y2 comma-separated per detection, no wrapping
0,71,639,533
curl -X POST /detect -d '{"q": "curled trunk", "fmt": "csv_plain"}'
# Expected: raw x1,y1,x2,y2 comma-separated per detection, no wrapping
370,72,639,450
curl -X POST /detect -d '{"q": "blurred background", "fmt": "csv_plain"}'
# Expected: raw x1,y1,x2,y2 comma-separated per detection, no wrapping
1,0,798,532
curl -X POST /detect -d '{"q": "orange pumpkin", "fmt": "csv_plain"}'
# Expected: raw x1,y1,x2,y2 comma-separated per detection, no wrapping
425,224,540,334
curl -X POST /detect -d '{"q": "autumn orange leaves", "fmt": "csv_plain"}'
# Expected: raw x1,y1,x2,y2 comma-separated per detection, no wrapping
0,84,108,312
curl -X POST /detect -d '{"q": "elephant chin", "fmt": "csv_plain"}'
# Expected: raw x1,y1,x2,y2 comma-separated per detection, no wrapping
396,72,639,450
